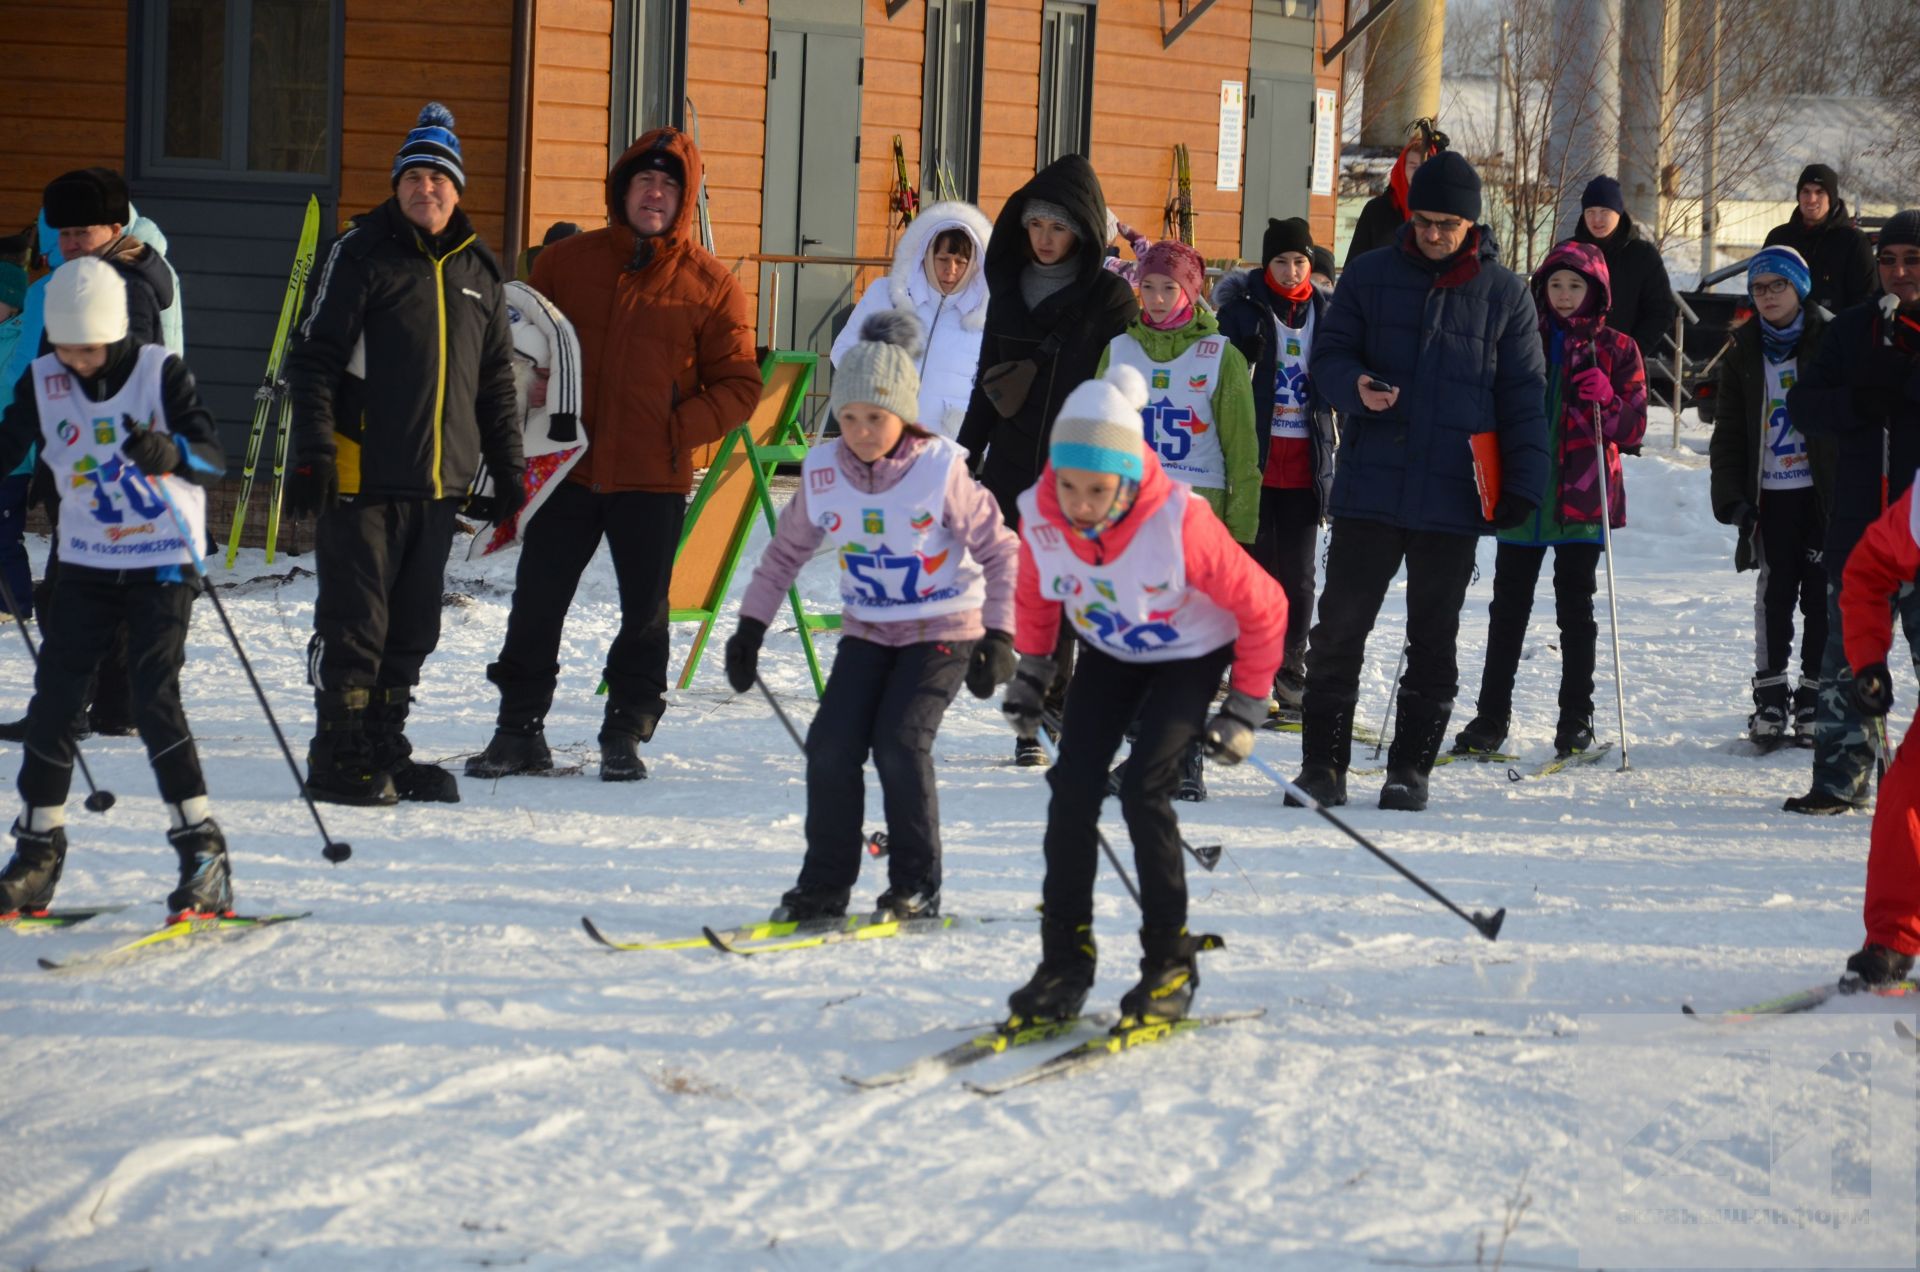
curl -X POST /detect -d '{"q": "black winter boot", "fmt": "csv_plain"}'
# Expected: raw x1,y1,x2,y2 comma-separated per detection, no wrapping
1381,692,1452,812
1553,716,1597,758
872,884,941,921
769,885,851,923
1845,943,1916,986
466,724,553,778
307,690,399,806
1748,673,1789,746
1007,918,1098,1023
1791,677,1818,748
367,688,459,803
1451,714,1509,756
1176,740,1207,802
166,817,233,917
1288,702,1352,807
0,818,67,914
599,703,656,782
1118,925,1207,1024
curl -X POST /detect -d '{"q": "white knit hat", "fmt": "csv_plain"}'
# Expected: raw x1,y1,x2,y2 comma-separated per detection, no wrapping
1049,364,1149,480
44,257,128,345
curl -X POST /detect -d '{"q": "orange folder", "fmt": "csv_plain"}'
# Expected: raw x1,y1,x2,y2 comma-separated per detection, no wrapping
1470,432,1502,522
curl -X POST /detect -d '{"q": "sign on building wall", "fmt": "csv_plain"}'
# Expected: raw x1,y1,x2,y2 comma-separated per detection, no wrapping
1311,88,1338,197
1216,81,1244,191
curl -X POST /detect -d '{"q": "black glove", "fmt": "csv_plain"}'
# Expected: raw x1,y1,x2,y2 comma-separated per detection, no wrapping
965,630,1017,699
1203,689,1266,765
726,618,766,694
1490,493,1536,530
120,417,180,477
1725,500,1759,536
1851,661,1893,718
284,453,339,518
1000,654,1056,739
1618,443,1643,457
489,464,527,524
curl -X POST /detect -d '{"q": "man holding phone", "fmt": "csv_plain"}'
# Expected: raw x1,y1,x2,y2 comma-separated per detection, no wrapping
1294,151,1548,812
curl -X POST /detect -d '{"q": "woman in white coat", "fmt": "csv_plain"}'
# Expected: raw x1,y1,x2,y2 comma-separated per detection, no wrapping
830,201,991,439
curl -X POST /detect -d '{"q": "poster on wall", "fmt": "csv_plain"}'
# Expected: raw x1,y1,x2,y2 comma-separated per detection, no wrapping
1311,88,1338,196
1216,80,1244,191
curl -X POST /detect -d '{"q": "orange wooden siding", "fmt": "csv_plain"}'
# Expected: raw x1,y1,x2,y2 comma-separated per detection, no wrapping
1311,6,1346,250
529,0,614,239
341,0,512,246
976,0,1041,219
684,0,772,315
855,0,925,262
0,0,127,236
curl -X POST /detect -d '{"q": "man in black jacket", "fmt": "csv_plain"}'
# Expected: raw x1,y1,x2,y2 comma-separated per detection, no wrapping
1783,209,1920,813
1765,165,1878,316
40,168,174,355
1569,175,1675,373
284,104,522,806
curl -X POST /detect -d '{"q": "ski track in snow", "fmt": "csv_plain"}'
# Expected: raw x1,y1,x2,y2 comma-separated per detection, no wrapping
0,428,1908,1268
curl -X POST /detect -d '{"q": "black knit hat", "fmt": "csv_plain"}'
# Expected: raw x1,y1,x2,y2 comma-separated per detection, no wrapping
392,103,466,191
1406,151,1482,222
1262,216,1314,264
1881,210,1920,251
1310,245,1336,279
1797,164,1840,199
43,167,131,230
633,145,685,186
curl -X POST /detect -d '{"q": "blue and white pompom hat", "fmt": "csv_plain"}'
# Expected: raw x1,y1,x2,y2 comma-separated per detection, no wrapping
1049,364,1149,481
392,102,465,192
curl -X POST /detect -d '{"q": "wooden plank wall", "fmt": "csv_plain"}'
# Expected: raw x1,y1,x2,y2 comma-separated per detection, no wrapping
529,0,614,240
685,0,772,316
0,0,127,237
854,0,924,262
1311,4,1346,251
975,0,1041,221
341,0,512,246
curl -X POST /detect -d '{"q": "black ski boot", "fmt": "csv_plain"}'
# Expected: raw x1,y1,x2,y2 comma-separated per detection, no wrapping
872,884,940,921
0,818,67,914
166,817,233,917
465,723,553,778
1747,673,1789,747
1381,691,1451,812
1271,660,1306,719
1008,918,1097,1024
307,689,399,806
599,704,656,783
1451,713,1509,756
367,688,459,803
1176,740,1207,802
1845,943,1916,986
1783,788,1863,815
1015,736,1048,767
1118,925,1207,1024
1791,676,1818,748
1553,715,1596,758
769,885,851,923
1287,702,1352,807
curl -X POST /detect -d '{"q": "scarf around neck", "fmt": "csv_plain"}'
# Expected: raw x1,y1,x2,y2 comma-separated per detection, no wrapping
1759,309,1806,364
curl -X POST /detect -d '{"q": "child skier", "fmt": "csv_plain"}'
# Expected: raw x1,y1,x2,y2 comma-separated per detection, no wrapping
0,257,231,917
1708,246,1832,747
999,364,1287,1025
724,311,1018,922
1454,241,1645,760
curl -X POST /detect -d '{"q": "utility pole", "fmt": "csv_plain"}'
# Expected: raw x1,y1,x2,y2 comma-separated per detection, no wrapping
1699,0,1722,277
1618,0,1675,232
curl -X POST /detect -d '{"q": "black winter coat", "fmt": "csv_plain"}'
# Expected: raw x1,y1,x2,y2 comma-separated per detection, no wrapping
1344,193,1405,268
1707,307,1834,571
1764,201,1878,316
1786,298,1920,566
287,199,520,502
1213,267,1336,519
955,155,1137,522
1570,211,1676,366
36,239,172,357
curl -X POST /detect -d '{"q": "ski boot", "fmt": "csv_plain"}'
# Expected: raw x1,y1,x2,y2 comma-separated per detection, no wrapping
1844,943,1915,987
1007,918,1097,1024
1380,691,1451,812
1450,713,1509,757
872,884,940,922
1270,665,1306,720
598,703,656,783
1176,740,1207,802
769,885,850,923
1783,787,1863,815
165,813,233,918
466,724,553,778
1287,702,1353,807
0,815,67,914
1790,676,1818,748
1015,736,1048,768
307,690,399,806
1553,715,1596,759
367,687,459,803
1747,673,1789,748
1117,925,1210,1024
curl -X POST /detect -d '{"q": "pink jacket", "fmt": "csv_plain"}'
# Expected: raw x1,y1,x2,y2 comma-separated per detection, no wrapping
742,433,1019,645
1015,455,1289,697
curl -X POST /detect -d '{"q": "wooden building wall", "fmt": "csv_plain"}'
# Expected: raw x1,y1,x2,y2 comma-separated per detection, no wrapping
685,0,773,315
976,0,1041,219
854,1,925,261
0,0,127,238
1310,4,1346,250
529,0,615,240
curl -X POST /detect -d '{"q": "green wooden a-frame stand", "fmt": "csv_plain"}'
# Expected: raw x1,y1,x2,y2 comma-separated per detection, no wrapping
666,350,838,696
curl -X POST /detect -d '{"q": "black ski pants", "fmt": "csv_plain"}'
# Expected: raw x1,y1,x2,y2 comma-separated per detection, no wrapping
1042,641,1233,932
1472,540,1601,726
1754,485,1827,679
489,482,686,729
310,496,460,693
18,566,204,809
1251,486,1318,674
1303,516,1480,711
798,636,973,897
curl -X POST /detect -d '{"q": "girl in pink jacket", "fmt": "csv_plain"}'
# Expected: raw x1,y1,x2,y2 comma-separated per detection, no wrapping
999,364,1288,1026
725,312,1018,924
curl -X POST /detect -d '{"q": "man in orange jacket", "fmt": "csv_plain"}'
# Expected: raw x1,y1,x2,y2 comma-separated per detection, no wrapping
470,128,760,782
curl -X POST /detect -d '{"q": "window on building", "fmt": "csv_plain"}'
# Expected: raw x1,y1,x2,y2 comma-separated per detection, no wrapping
144,0,335,177
922,0,983,202
612,0,686,146
1037,1,1094,168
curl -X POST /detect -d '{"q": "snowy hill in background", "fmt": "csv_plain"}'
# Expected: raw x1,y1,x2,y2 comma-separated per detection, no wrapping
1,424,1907,1269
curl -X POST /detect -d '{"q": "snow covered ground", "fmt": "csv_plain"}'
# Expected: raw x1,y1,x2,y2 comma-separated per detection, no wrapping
1,424,1910,1270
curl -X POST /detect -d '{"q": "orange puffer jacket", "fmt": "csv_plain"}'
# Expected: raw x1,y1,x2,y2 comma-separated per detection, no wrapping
530,127,761,494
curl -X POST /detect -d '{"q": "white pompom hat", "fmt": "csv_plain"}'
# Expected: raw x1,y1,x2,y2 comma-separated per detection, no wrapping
44,256,129,346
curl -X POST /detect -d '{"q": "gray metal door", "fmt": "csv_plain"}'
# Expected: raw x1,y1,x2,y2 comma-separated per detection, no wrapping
760,24,861,368
1241,73,1315,260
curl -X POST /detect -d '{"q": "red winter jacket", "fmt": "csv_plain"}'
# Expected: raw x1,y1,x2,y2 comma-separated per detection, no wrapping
1014,454,1288,697
1841,484,1920,675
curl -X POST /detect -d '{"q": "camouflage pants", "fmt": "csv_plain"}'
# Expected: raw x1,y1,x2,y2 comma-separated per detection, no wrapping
1811,576,1920,802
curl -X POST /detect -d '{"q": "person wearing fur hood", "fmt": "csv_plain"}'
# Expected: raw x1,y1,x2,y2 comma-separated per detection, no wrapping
830,201,990,439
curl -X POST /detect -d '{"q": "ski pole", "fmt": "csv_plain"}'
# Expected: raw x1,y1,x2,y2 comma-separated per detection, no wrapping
755,672,889,859
1592,404,1632,771
1033,727,1144,912
1041,710,1221,872
1245,753,1505,941
143,474,351,863
1373,643,1407,761
0,571,115,813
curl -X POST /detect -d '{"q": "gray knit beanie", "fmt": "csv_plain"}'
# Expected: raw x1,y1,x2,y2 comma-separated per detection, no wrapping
829,309,924,425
